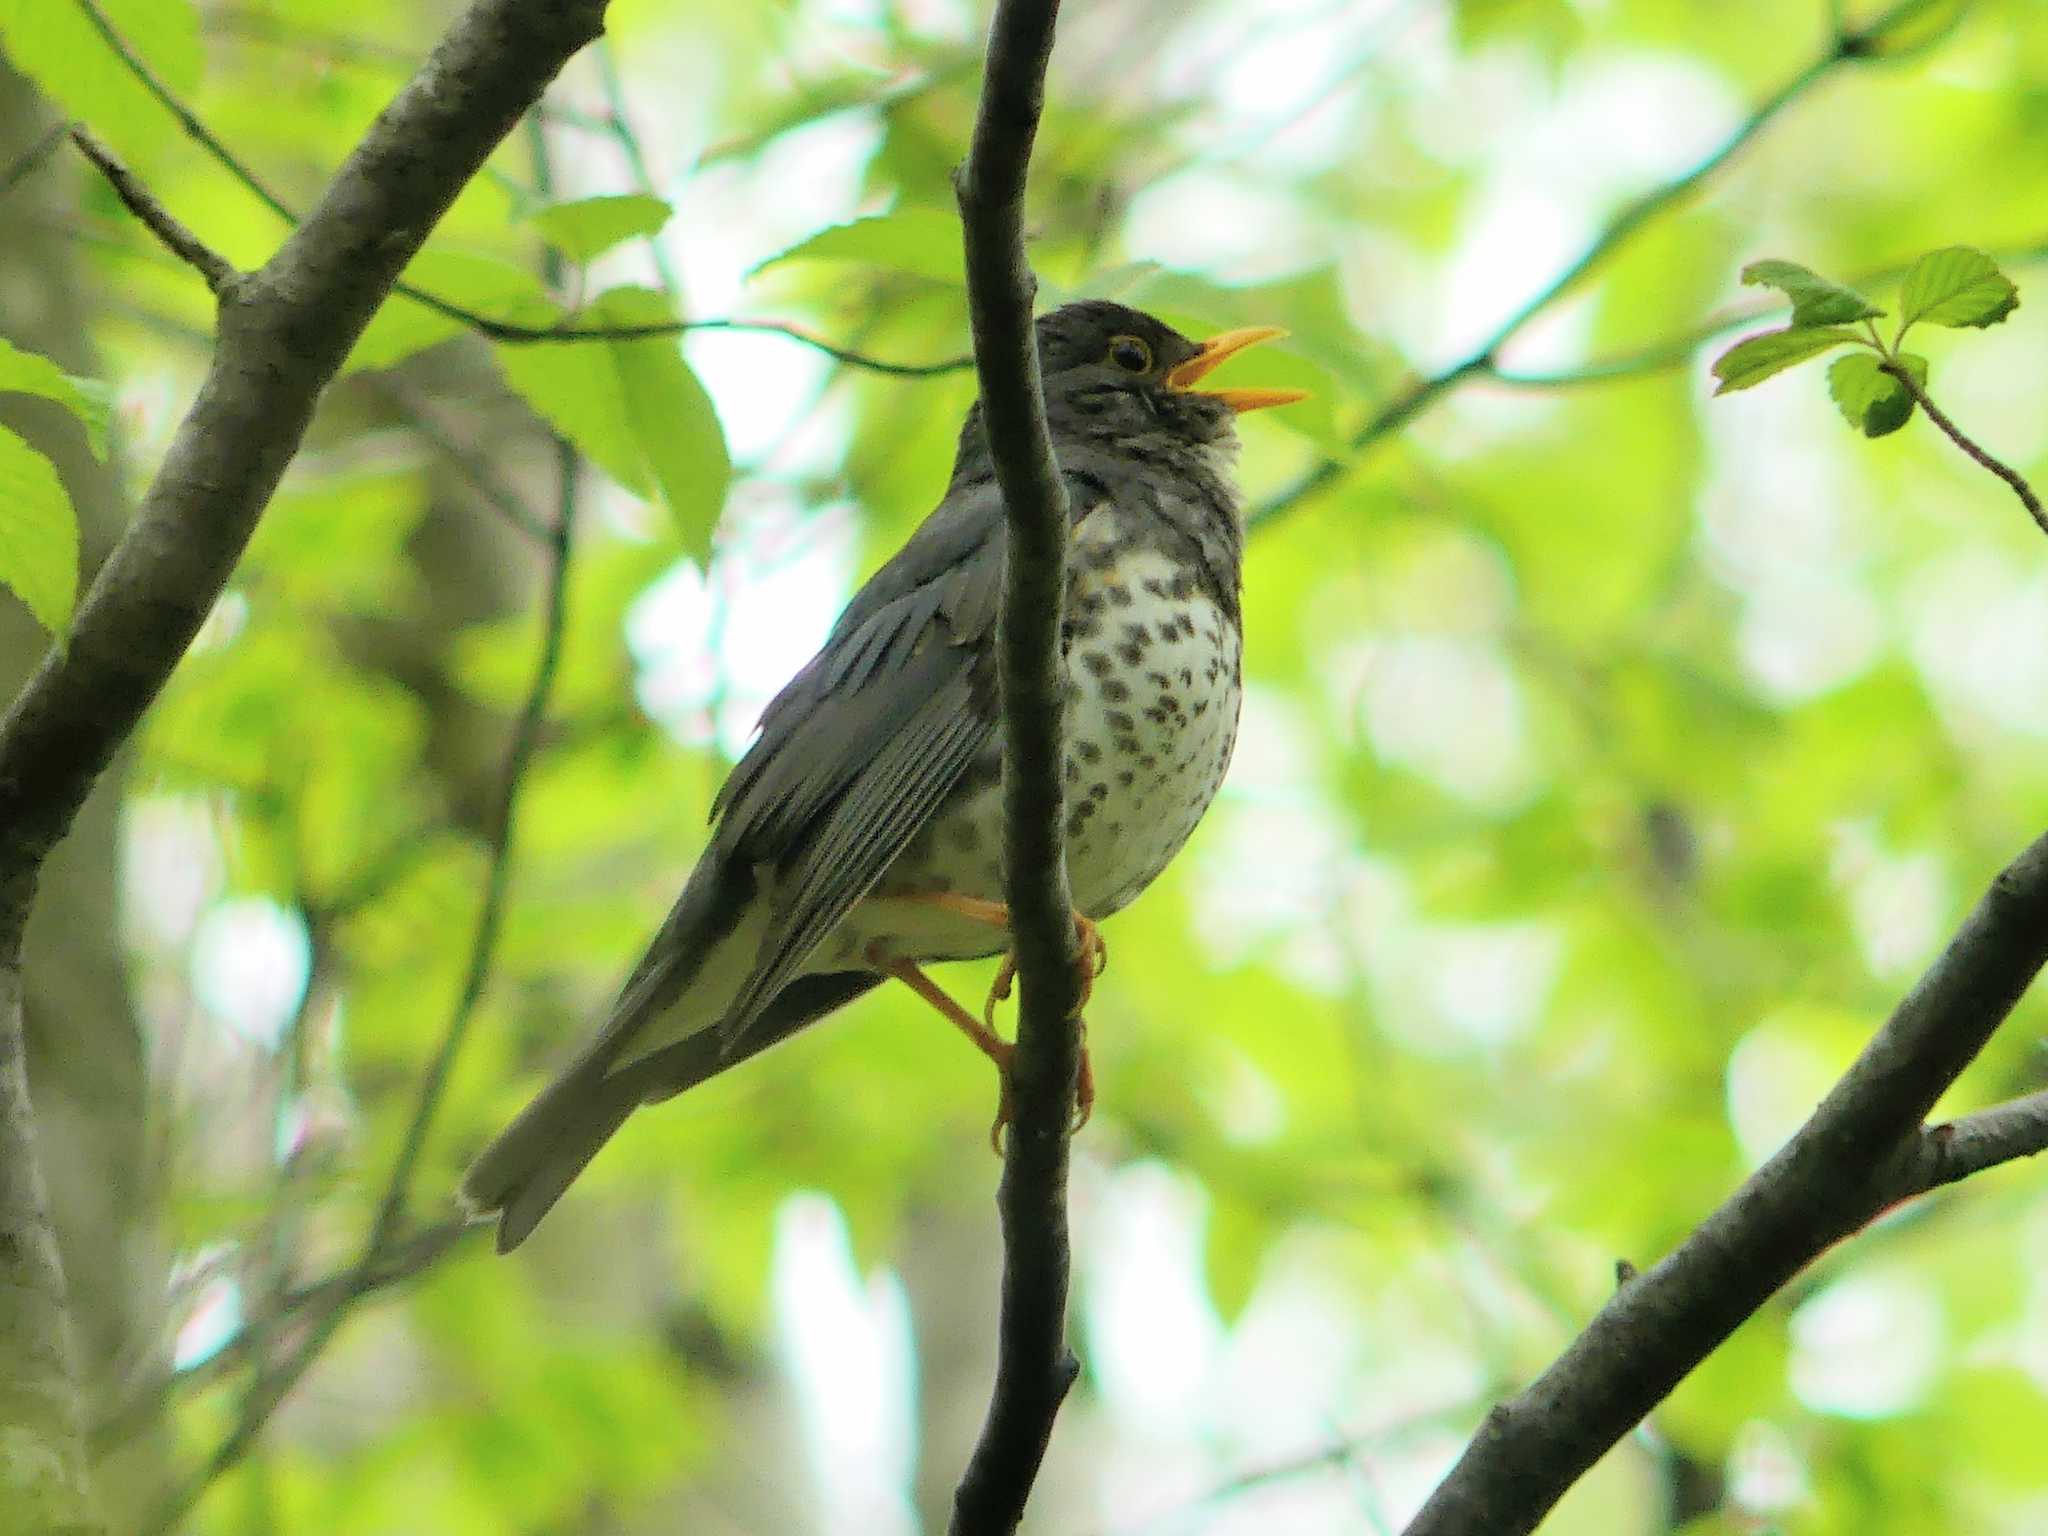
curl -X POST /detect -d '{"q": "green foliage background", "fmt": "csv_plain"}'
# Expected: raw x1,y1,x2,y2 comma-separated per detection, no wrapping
4,0,2048,1531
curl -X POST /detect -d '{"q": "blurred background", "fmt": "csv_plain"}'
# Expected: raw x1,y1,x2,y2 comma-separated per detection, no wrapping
5,0,2048,1530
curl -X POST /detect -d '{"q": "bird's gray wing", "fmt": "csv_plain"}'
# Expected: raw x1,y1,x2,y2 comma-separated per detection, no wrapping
706,477,1018,1038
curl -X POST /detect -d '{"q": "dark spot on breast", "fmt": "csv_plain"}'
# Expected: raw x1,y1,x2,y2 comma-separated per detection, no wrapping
1116,642,1145,667
1081,651,1113,678
1117,769,1136,788
1089,782,1108,802
1192,699,1210,717
1106,584,1134,608
1102,679,1131,703
1168,571,1197,599
1107,709,1135,733
1122,622,1152,649
1179,667,1193,687
1148,671,1171,689
1159,693,1180,713
1075,738,1102,763
1141,577,1169,598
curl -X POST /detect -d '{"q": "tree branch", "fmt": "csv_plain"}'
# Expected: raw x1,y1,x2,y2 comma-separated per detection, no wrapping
0,0,605,1520
75,0,969,377
0,0,606,876
1401,829,2048,1536
949,0,1081,1531
1248,0,1940,532
67,126,236,294
1879,359,2048,538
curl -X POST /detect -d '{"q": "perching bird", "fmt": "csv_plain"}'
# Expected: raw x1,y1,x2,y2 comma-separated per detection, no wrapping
462,300,1303,1251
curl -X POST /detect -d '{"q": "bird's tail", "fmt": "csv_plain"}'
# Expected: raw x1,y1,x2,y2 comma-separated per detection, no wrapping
461,972,883,1251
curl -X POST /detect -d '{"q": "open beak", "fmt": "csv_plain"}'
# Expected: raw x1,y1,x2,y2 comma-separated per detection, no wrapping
1165,326,1310,413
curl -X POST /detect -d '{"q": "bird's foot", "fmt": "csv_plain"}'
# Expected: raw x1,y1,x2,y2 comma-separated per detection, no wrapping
982,913,1107,1027
986,1022,1094,1152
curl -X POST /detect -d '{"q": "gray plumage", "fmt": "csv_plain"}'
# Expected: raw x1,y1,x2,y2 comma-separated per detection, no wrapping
463,301,1255,1251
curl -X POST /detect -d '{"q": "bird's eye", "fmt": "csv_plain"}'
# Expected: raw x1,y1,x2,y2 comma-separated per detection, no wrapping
1107,334,1153,373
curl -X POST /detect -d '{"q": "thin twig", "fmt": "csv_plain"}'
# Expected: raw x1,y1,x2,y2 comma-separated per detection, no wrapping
75,0,969,375
949,1,1082,1532
1248,0,1937,531
1879,359,2048,537
1914,1087,2048,1191
1,119,70,200
1401,829,2048,1536
74,0,298,222
68,127,237,294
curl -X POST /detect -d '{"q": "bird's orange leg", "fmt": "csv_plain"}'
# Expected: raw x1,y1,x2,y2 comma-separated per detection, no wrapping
869,895,1107,1144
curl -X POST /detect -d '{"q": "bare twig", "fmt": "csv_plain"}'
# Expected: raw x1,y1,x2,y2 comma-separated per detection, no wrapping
68,126,237,294
1879,359,2048,538
1248,0,1944,531
949,2,1082,1532
1401,830,2048,1536
1,119,69,199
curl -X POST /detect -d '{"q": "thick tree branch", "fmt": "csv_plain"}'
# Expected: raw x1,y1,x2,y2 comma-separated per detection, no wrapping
0,1,605,1527
0,0,607,882
949,1,1080,1532
1402,829,2048,1536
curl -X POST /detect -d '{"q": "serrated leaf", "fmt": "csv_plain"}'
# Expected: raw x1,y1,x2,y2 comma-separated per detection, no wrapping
345,251,551,374
1898,246,2020,330
493,290,729,558
753,209,964,285
1740,259,1884,327
0,0,201,157
528,195,674,264
1827,351,1925,438
1710,327,1858,395
0,339,111,459
0,425,80,635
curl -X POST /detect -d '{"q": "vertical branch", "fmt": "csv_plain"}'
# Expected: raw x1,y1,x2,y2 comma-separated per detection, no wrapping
950,1,1081,1532
0,938,101,1534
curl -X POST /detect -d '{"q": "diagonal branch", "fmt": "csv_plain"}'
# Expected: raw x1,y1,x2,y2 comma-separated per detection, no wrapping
1401,829,2048,1536
68,126,236,293
950,0,1082,1531
1248,0,1946,533
1879,359,2048,538
0,0,607,1521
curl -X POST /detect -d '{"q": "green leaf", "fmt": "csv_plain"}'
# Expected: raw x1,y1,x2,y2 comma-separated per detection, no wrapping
0,425,80,635
1709,327,1858,395
0,0,201,156
0,340,111,459
1740,259,1884,327
493,289,730,558
527,195,674,263
753,209,965,285
1897,246,2020,330
591,288,730,561
1827,351,1926,438
345,251,551,374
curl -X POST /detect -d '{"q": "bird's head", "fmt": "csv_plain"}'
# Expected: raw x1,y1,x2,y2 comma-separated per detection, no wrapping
950,300,1306,486
1032,299,1306,446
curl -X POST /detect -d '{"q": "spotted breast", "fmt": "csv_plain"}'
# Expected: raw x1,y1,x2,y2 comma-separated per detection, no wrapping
837,497,1243,967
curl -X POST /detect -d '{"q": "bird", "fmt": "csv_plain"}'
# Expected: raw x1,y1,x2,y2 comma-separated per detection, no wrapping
462,299,1305,1252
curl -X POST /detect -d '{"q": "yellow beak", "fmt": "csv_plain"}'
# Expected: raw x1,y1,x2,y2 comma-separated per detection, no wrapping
1164,326,1310,413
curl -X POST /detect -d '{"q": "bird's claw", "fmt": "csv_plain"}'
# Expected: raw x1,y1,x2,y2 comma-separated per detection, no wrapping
983,916,1103,1153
